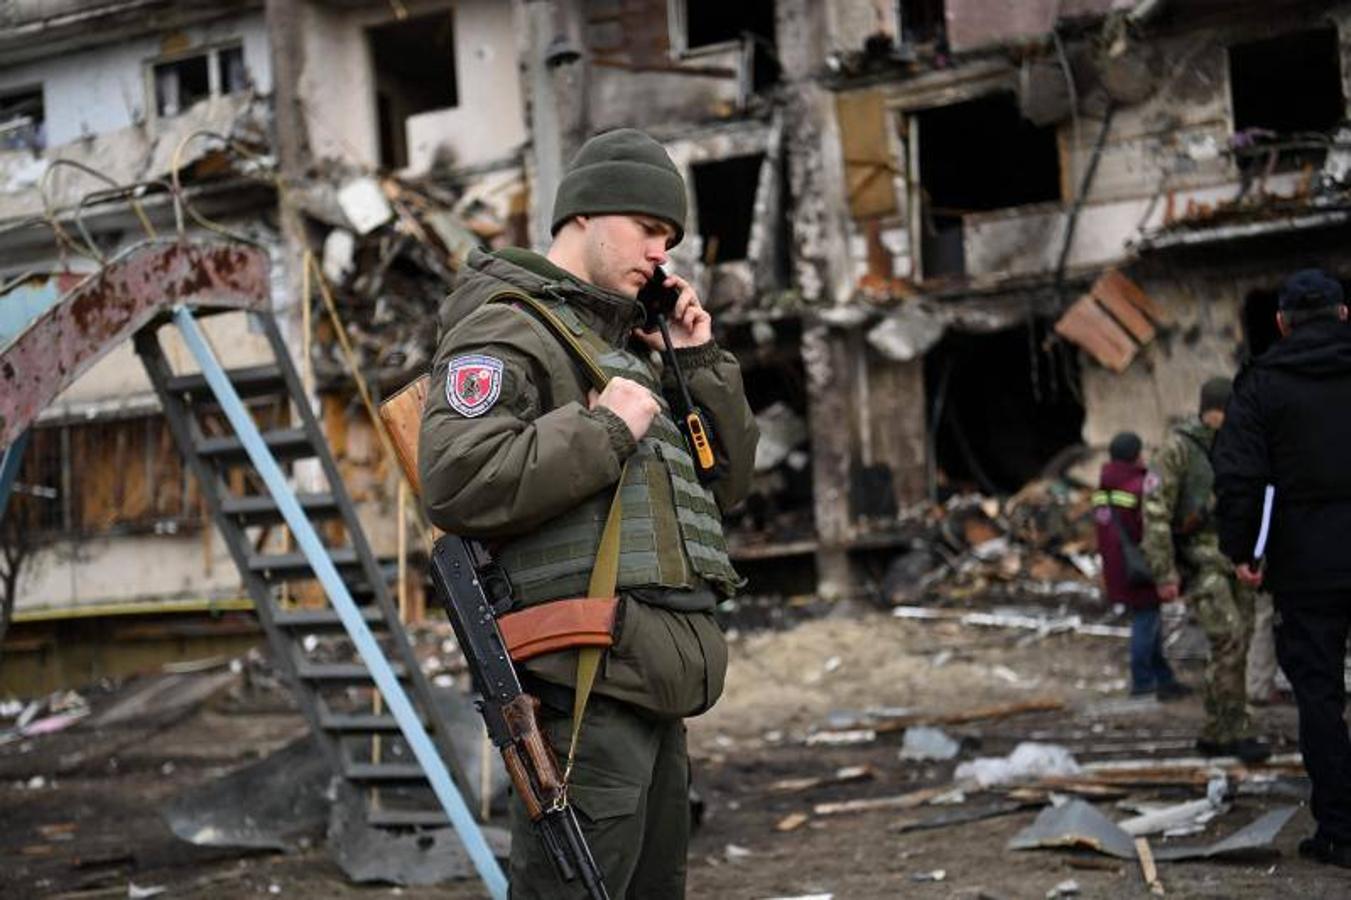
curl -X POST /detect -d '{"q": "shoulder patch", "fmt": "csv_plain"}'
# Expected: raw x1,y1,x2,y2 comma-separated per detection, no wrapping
1143,471,1161,494
446,354,505,417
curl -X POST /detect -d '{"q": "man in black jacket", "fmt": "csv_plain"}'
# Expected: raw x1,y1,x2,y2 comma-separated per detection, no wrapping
1213,268,1351,869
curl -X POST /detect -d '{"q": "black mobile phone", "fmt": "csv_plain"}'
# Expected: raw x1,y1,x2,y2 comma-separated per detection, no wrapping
637,266,680,333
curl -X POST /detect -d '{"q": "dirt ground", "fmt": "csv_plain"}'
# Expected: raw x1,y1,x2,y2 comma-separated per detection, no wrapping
2,610,1348,899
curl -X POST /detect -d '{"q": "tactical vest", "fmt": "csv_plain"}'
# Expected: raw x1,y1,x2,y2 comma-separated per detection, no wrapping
1173,425,1215,535
490,299,744,605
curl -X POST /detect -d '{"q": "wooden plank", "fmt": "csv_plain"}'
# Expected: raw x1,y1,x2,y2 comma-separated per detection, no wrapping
1054,294,1138,372
1135,837,1165,895
836,88,897,219
872,697,1066,734
1096,268,1173,326
1093,281,1157,343
813,783,956,817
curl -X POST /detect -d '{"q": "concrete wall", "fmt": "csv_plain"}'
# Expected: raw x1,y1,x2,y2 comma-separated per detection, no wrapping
300,0,525,172
0,11,271,146
14,531,246,615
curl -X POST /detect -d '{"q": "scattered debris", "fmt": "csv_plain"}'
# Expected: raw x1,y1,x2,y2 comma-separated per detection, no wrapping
765,766,874,795
893,800,1031,834
956,743,1082,788
899,726,960,762
775,813,810,833
910,869,947,882
1012,798,1298,863
1134,837,1165,896
1010,799,1138,859
813,784,962,817
1045,878,1081,898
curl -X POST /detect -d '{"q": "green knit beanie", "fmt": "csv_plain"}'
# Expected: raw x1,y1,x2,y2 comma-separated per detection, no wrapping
550,129,686,246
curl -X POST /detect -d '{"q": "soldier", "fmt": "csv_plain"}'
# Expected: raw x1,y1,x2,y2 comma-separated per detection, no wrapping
1141,377,1271,763
418,129,758,898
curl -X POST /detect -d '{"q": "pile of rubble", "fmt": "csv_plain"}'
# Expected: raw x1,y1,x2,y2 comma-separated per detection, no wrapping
305,170,525,393
881,479,1102,609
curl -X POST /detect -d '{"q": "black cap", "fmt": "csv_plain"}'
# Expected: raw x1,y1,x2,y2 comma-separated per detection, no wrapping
1199,376,1232,414
1278,269,1344,312
1109,431,1142,462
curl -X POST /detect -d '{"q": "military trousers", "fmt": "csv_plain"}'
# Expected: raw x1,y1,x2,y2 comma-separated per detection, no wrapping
509,689,690,899
1187,567,1256,744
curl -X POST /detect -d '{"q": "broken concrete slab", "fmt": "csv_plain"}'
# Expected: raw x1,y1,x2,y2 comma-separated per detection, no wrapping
327,781,510,885
89,671,236,730
163,735,330,853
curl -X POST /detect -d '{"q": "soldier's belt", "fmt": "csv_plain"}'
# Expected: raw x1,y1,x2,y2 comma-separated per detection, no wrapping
497,596,622,661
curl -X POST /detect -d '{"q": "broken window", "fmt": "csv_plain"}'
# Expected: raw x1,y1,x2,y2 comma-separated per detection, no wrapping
151,43,249,118
691,154,764,263
0,87,44,152
924,322,1084,495
368,12,458,170
1229,27,1343,171
719,317,814,545
153,55,210,118
1242,289,1280,360
912,92,1062,279
218,45,249,94
898,0,945,45
671,0,780,90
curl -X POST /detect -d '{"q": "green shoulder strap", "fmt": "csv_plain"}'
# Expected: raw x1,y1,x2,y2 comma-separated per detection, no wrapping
489,291,623,790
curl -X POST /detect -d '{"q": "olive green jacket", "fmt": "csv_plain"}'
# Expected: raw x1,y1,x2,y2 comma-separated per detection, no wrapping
1142,417,1231,586
418,247,758,716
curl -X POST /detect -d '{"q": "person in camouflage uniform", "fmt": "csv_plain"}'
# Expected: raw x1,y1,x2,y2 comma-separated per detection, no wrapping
1141,377,1271,762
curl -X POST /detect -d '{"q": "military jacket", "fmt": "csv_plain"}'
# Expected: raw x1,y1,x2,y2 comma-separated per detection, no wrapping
1142,417,1231,586
418,248,758,716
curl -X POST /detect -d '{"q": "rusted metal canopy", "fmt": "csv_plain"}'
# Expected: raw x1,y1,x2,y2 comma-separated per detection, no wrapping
0,239,269,446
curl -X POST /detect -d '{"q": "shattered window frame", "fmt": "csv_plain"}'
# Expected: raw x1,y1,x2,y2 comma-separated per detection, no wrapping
1226,25,1345,174
0,85,46,153
896,0,946,46
146,41,249,122
901,89,1065,281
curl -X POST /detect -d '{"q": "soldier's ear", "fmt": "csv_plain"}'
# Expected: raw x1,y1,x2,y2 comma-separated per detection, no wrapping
1339,305,1349,322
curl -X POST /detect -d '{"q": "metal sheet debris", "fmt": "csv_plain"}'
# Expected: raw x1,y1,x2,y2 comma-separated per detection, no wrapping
1152,807,1298,862
1009,798,1139,859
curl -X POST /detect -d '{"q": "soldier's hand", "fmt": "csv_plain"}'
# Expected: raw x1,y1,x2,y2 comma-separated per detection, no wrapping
1236,563,1264,587
632,271,711,350
1157,580,1181,602
589,378,659,441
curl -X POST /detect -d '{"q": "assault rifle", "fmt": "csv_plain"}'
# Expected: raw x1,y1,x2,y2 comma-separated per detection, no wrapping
428,535,610,900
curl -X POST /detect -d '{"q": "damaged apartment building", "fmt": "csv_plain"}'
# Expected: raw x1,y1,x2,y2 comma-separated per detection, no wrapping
6,0,1351,687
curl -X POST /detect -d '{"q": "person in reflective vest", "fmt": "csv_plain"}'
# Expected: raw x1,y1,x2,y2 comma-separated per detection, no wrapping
1094,431,1189,700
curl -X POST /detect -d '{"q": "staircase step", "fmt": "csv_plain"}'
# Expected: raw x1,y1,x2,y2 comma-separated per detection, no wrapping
319,711,404,733
247,548,361,580
197,428,314,464
295,660,409,683
366,808,450,828
221,492,341,526
167,364,287,401
273,607,385,629
344,761,428,784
